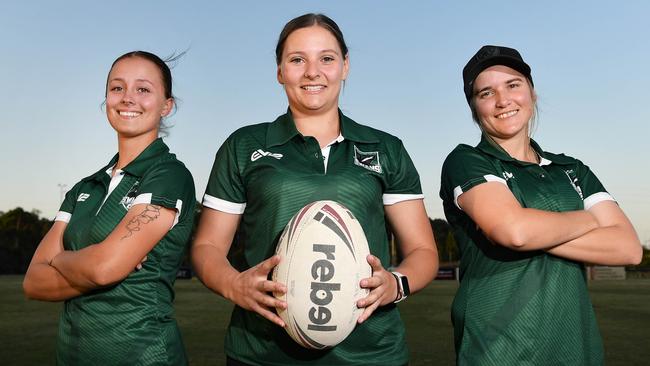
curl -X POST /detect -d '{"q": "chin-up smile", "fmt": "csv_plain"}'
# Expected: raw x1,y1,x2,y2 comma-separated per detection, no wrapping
301,85,326,92
495,110,518,119
118,111,142,118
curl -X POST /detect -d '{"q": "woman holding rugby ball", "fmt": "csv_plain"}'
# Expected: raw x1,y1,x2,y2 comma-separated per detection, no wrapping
192,13,438,366
23,51,195,365
439,45,642,365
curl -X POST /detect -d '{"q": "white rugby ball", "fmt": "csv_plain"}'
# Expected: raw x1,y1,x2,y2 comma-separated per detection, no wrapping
272,200,371,349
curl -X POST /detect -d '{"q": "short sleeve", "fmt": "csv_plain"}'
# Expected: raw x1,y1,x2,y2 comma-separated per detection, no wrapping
203,136,247,214
55,182,83,222
382,140,424,205
440,145,507,210
574,159,615,210
132,160,196,227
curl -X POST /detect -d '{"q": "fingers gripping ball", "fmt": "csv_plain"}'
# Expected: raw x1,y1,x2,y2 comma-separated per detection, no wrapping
272,201,371,349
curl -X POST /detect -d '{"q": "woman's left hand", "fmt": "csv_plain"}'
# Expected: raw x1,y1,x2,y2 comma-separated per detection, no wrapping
356,254,398,323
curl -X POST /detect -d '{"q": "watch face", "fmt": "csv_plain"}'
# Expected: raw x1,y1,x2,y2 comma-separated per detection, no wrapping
401,276,410,297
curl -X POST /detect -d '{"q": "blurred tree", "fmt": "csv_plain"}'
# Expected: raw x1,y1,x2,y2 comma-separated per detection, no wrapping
0,208,52,274
429,218,458,263
638,248,650,267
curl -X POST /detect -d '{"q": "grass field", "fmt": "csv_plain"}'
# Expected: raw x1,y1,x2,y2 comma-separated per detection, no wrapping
1,276,649,365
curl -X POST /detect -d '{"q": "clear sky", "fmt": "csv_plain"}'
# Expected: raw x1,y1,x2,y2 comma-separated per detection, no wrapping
1,1,648,245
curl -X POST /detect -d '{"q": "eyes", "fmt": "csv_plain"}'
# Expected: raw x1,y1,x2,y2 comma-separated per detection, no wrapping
477,90,493,99
477,81,523,99
108,85,151,94
288,55,337,65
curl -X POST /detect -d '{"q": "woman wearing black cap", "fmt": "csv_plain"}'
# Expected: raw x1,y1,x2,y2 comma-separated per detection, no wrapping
439,45,641,365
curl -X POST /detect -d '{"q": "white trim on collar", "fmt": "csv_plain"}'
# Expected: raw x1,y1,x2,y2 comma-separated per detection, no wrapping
539,156,552,166
322,134,345,173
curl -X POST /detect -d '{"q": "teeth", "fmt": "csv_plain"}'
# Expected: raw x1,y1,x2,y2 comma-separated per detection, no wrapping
119,111,141,117
302,85,324,91
496,110,518,119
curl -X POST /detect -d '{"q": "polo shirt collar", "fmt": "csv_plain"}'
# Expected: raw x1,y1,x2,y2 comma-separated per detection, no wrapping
476,134,573,166
266,108,379,147
121,138,169,176
85,154,118,183
340,113,379,143
86,138,169,181
266,110,300,147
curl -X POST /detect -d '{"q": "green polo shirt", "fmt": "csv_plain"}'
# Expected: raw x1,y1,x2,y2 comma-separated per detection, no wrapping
54,138,195,366
440,135,613,366
204,110,423,366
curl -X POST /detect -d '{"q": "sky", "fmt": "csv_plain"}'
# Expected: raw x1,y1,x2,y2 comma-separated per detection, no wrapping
1,1,648,246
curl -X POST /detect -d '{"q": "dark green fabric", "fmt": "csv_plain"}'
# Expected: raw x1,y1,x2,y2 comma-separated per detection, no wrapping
204,110,422,365
440,135,607,365
56,138,195,365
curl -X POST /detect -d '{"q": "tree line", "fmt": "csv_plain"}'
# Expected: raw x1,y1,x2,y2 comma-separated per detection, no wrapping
2,207,648,275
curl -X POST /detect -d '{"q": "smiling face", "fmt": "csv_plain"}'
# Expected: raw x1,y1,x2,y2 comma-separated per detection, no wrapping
277,25,349,117
105,56,173,139
472,65,536,143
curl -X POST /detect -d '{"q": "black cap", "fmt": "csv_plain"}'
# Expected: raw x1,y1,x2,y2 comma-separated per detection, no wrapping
463,45,533,104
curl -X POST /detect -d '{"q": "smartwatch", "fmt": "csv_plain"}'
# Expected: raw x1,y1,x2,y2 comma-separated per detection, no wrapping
391,271,410,303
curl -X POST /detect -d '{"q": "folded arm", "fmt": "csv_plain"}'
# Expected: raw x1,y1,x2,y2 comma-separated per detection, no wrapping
49,204,175,288
546,200,642,265
23,221,87,301
459,182,641,265
459,182,598,250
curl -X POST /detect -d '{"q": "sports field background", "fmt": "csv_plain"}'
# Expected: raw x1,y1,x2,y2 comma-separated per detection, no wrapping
1,276,648,365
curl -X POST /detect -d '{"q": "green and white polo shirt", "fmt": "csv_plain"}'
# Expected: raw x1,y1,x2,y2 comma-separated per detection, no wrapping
203,110,423,366
440,135,613,366
54,138,195,366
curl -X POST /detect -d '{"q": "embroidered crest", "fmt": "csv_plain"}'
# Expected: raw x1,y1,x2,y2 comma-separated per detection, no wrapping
353,145,382,173
564,169,583,199
119,181,140,210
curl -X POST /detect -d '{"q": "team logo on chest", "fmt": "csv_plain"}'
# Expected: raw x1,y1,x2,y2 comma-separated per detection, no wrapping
251,149,283,162
353,145,382,174
119,181,140,210
564,169,583,199
502,171,514,180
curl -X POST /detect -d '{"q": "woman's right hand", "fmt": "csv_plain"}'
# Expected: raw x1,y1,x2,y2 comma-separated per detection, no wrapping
192,209,288,326
229,255,288,327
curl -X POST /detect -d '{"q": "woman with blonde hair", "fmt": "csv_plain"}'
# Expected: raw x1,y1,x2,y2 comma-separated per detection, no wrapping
440,45,642,365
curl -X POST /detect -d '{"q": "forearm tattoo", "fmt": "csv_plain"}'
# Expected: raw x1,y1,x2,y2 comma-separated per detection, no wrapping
121,204,162,240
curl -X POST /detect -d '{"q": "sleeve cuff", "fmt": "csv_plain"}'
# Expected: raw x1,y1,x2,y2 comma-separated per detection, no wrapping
54,211,71,223
203,194,246,214
382,193,424,205
584,192,615,210
453,174,507,210
132,193,183,229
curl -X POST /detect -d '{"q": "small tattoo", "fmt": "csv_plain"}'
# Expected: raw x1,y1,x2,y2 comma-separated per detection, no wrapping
121,204,161,240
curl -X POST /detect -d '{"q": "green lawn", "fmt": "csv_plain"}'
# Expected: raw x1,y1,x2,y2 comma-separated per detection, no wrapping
1,276,648,365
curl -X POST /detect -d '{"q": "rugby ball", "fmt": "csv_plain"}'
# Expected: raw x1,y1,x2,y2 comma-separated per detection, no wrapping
272,200,371,349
